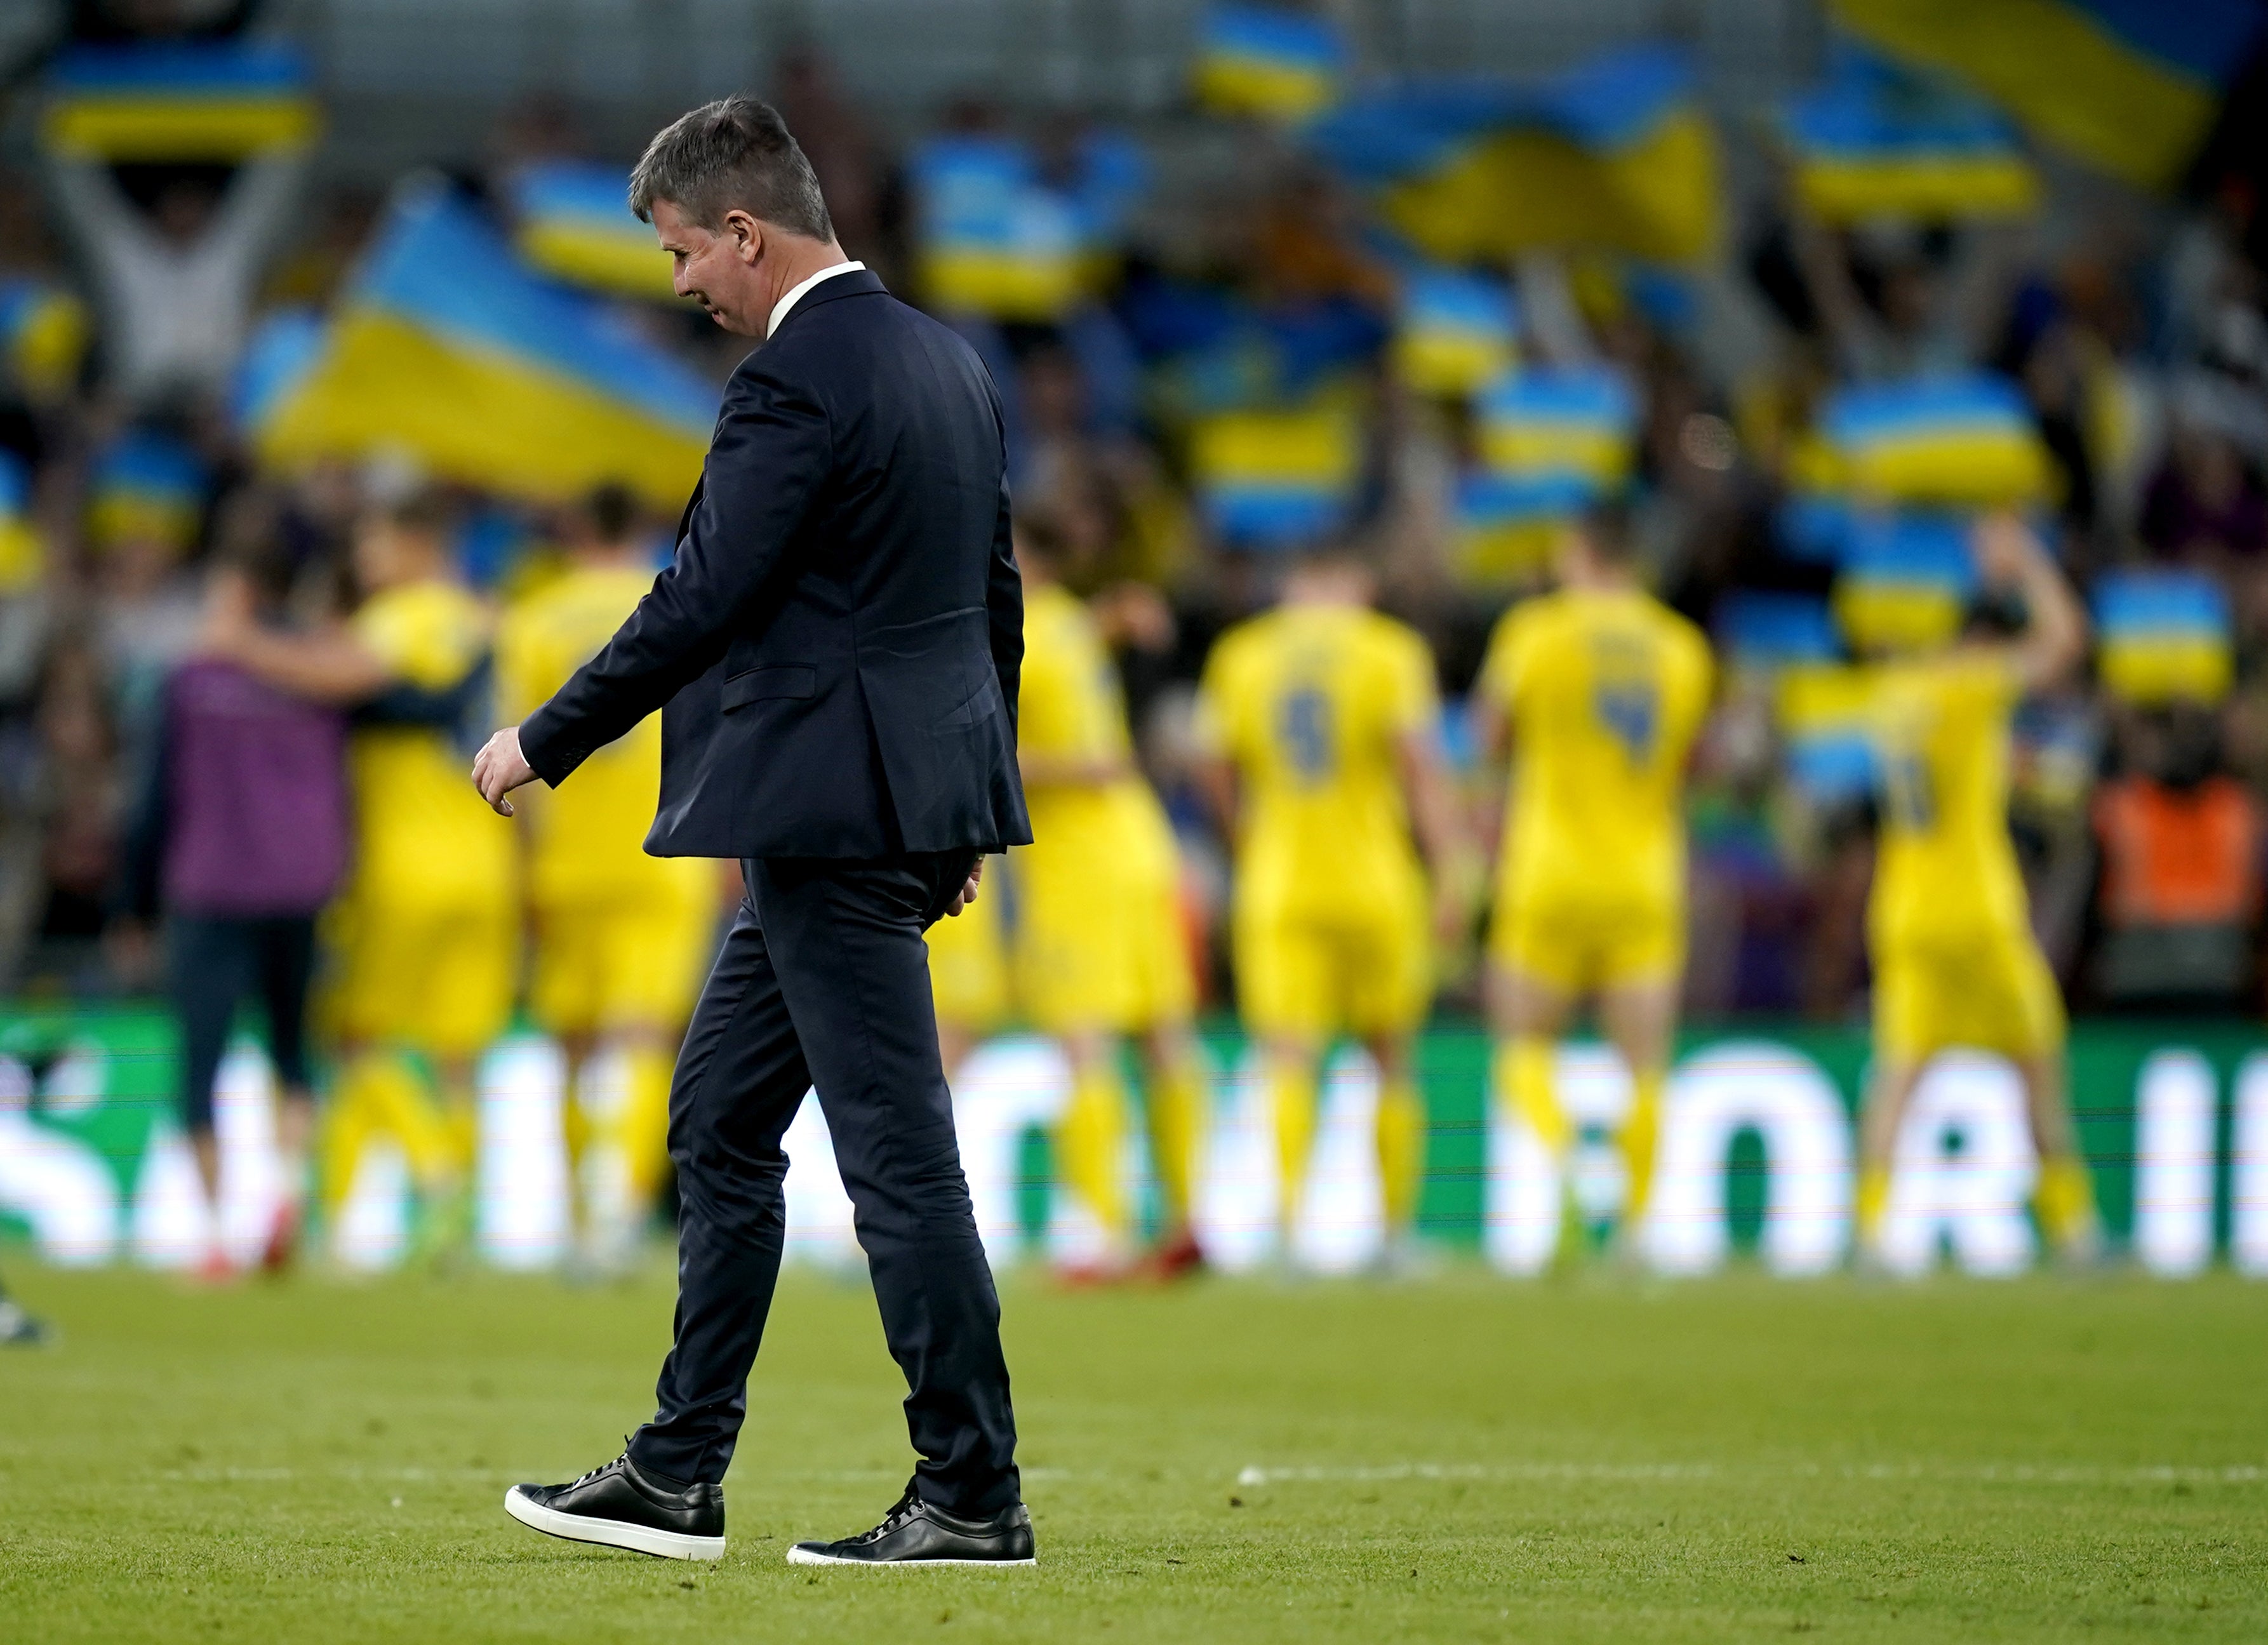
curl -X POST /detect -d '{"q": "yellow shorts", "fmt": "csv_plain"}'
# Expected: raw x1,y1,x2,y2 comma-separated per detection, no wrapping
326,888,516,1060
1234,889,1429,1040
927,861,1011,1034
1490,883,1685,995
1013,846,1193,1035
1874,929,2067,1065
531,867,717,1038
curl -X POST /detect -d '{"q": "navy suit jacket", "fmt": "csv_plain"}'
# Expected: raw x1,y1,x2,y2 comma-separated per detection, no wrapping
519,269,1032,860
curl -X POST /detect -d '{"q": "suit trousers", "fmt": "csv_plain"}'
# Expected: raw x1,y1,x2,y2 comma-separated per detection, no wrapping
625,851,1020,1517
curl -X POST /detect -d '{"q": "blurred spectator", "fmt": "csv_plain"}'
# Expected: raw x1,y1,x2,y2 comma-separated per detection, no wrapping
44,147,305,410
114,516,346,1276
2090,703,2264,1009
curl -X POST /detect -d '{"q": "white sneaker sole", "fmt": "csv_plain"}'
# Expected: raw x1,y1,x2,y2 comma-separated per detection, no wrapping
503,1486,726,1561
786,1545,1035,1568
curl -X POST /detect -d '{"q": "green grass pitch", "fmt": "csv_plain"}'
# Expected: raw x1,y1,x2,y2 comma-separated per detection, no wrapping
1,1262,2262,1642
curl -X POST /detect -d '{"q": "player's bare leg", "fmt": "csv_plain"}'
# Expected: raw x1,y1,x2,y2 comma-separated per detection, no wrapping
1364,1030,1431,1275
1596,976,1679,1258
1053,1027,1135,1281
1137,1020,1206,1279
1856,1055,1926,1268
1265,1032,1325,1266
2015,1050,2102,1265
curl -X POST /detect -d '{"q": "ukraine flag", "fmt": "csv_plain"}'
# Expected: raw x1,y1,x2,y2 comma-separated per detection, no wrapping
1193,3,1346,125
1394,267,1517,398
246,182,716,511
1779,43,2039,222
0,453,43,593
2095,569,2234,705
1834,0,2265,188
1308,44,1721,265
1718,592,1842,672
1191,402,1361,549
42,39,318,161
912,137,1085,322
510,163,674,302
1815,374,2053,507
0,279,89,405
1829,510,1977,655
1474,365,1638,491
1451,472,1591,587
88,430,206,553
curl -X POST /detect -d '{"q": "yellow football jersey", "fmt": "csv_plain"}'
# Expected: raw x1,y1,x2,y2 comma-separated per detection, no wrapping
1015,582,1191,1031
1481,587,1713,912
346,578,514,908
1868,649,2032,948
1192,603,1438,916
496,561,676,906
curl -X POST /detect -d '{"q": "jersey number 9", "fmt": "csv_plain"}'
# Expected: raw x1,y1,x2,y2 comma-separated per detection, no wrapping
1279,685,1335,782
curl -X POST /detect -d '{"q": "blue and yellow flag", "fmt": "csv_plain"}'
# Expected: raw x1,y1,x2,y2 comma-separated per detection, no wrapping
1815,374,2053,507
1308,44,1721,265
43,39,318,161
1190,401,1361,549
1451,472,1591,587
1777,663,1883,802
1780,43,2038,222
1394,266,1516,398
1475,364,1638,491
510,163,673,302
1830,510,1976,655
912,137,1089,321
2095,569,2234,705
246,182,717,510
1718,592,1841,672
0,452,43,593
0,279,89,405
88,430,206,553
1833,0,2265,188
1194,3,1346,124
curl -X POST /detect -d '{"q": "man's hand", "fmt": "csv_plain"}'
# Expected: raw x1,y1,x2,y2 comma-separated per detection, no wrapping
943,855,984,917
472,726,539,816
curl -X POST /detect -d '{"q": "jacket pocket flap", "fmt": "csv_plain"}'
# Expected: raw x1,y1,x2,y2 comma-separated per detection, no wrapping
721,664,817,711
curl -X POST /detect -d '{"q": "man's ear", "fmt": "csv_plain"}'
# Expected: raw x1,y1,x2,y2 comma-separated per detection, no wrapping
724,209,763,266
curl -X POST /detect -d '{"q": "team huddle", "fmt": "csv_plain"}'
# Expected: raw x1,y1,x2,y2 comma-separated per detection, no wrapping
938,503,2102,1276
227,483,2100,1277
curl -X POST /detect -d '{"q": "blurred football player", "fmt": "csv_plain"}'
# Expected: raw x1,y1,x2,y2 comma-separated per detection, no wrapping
498,484,719,1272
1192,549,1468,1270
1472,504,1712,1258
209,488,514,1263
928,853,1013,1081
1011,524,1206,1281
1857,513,2099,1265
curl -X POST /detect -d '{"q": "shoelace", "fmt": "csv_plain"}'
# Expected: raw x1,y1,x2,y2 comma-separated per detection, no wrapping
568,1446,632,1491
852,1493,923,1544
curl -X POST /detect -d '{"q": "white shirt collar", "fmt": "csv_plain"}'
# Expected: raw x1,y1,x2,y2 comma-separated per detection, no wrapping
766,260,865,339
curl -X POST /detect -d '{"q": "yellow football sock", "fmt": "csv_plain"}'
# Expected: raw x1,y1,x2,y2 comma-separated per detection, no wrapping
621,1043,677,1204
2034,1154,2098,1246
1497,1036,1569,1157
1375,1074,1425,1232
320,1059,380,1214
1620,1067,1664,1224
1057,1060,1131,1245
1271,1059,1321,1233
358,1051,459,1189
559,1062,593,1180
1855,1163,1891,1248
1145,1052,1205,1227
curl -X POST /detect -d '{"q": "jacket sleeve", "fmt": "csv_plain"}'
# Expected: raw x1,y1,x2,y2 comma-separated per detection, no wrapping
984,474,1024,736
518,359,832,785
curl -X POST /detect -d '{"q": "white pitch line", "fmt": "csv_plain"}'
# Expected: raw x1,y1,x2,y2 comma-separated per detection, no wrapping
1236,1462,2267,1487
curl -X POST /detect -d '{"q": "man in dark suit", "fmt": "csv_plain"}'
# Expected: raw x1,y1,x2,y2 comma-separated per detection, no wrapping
472,97,1034,1568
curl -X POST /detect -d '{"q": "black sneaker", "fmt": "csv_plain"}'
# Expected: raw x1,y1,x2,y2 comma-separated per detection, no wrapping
0,1299,50,1347
504,1450,724,1561
788,1491,1035,1566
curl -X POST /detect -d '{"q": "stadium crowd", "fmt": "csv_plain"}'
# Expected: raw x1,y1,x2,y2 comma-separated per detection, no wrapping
0,1,2265,1281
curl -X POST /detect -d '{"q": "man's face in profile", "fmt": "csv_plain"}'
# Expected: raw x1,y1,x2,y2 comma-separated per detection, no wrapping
651,199,764,336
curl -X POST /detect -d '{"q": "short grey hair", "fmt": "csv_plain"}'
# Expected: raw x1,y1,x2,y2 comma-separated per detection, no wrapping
628,96,834,241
